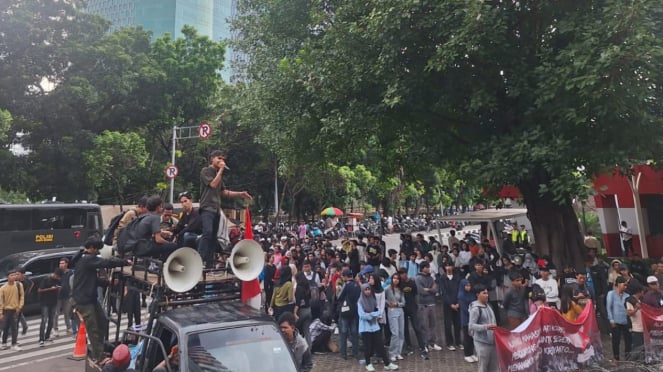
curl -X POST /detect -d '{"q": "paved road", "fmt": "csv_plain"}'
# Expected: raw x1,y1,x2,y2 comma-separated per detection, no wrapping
0,305,146,371
4,228,482,372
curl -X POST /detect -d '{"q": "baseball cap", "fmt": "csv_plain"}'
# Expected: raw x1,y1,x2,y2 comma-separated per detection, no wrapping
342,269,353,277
647,276,659,284
361,265,374,275
618,263,628,271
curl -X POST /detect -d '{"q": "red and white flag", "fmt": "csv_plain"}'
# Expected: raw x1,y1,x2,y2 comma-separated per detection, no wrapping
240,207,262,309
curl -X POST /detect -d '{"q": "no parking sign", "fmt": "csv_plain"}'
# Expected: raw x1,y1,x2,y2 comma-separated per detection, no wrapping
198,122,212,139
165,164,179,179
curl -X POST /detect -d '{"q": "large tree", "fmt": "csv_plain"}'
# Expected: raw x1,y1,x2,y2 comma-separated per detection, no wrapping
233,0,663,267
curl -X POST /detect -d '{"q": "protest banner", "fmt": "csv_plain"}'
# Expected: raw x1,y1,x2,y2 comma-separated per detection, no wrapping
640,302,663,363
495,301,603,372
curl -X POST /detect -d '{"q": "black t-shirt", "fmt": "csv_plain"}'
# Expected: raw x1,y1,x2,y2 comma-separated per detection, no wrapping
366,245,381,266
39,276,60,305
400,278,419,311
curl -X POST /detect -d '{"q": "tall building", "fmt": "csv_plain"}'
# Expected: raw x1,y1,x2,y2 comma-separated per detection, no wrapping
85,0,238,81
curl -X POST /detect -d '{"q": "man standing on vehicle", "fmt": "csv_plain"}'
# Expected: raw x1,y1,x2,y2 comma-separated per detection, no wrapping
54,257,73,337
199,150,252,269
72,237,131,363
0,269,24,351
38,268,62,346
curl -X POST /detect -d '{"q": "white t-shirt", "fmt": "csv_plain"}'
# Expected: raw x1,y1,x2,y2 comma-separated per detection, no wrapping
535,277,560,306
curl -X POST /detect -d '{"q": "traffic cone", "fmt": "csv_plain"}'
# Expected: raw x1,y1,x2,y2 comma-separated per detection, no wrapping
71,322,87,359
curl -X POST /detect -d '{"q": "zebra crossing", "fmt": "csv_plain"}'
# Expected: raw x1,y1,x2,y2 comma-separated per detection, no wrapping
0,308,149,371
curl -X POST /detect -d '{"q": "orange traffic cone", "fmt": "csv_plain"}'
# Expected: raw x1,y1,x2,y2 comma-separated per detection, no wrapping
72,322,87,360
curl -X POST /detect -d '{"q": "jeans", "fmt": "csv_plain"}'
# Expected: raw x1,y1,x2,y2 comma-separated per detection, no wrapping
19,312,27,333
418,304,437,345
54,298,72,332
199,210,220,268
388,307,404,358
77,302,108,360
443,304,461,346
39,304,56,341
611,323,632,361
1,310,18,345
403,307,425,351
179,232,199,248
296,307,312,345
339,316,359,358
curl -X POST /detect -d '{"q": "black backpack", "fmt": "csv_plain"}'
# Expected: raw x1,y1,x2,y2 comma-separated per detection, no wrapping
103,210,132,246
116,214,148,255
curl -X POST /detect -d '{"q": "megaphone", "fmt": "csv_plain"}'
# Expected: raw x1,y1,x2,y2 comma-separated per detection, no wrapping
229,239,264,281
163,247,203,293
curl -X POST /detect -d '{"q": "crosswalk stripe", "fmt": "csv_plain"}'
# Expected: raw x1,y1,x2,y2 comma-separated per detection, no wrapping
0,307,150,369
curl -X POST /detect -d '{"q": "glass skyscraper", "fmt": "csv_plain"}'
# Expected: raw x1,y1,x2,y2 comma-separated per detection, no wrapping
86,0,238,81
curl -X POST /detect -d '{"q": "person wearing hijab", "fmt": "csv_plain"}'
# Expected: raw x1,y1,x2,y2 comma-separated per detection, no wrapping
270,266,295,321
358,283,399,371
458,279,477,363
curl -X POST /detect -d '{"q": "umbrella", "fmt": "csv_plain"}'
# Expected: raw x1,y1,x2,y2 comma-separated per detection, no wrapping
321,207,343,216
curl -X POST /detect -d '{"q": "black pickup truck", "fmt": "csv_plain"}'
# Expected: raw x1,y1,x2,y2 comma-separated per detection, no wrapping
86,257,299,372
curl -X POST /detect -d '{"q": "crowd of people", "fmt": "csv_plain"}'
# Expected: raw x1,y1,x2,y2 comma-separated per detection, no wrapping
253,224,661,371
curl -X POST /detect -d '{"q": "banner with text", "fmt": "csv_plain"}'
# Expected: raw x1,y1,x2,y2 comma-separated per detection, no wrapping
495,301,603,372
640,303,663,363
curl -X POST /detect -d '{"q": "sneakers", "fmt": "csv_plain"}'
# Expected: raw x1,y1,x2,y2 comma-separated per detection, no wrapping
458,344,464,350
1,344,7,350
53,330,59,338
39,341,45,347
396,355,404,360
447,345,456,351
430,344,442,351
390,356,397,362
472,355,479,362
420,351,429,360
21,327,27,336
11,345,22,351
464,356,475,363
366,364,376,372
384,363,399,370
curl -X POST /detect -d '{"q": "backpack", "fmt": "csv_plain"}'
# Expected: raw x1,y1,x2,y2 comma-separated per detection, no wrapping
103,210,132,246
116,214,149,255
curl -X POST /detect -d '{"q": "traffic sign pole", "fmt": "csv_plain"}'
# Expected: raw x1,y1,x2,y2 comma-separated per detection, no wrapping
169,123,214,204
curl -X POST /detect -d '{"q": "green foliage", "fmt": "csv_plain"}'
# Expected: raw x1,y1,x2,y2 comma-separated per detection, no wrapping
84,131,148,205
0,187,29,204
0,109,11,145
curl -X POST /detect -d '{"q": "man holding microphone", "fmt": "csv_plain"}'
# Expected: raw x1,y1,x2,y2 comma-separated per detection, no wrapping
199,150,252,269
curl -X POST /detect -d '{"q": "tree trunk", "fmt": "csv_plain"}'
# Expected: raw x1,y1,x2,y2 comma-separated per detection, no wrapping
519,179,585,271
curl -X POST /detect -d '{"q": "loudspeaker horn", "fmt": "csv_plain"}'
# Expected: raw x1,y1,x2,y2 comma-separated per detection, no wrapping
163,247,203,293
230,239,264,281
